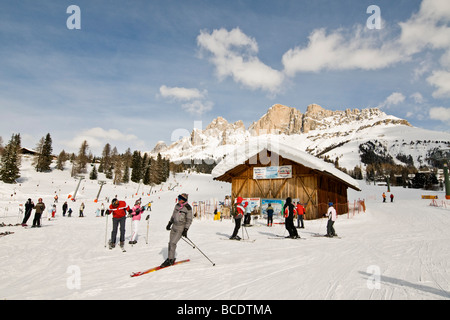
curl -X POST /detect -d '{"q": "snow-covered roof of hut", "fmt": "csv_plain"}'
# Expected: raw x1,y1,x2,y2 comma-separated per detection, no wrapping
212,139,361,191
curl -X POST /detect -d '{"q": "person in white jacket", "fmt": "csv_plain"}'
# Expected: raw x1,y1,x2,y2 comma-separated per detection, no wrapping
324,202,337,237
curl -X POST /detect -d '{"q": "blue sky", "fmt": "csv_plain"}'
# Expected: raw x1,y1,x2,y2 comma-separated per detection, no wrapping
0,0,449,155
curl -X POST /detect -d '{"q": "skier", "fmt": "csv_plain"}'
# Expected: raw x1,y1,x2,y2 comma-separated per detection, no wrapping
62,201,68,217
230,196,247,240
79,202,85,217
390,193,394,203
244,203,252,226
107,198,130,250
51,204,56,218
266,203,274,227
324,202,337,237
296,202,305,229
22,198,34,226
32,198,45,228
161,193,193,267
382,192,386,203
129,198,143,244
283,197,299,239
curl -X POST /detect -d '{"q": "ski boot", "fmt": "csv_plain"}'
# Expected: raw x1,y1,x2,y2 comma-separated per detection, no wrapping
160,258,175,268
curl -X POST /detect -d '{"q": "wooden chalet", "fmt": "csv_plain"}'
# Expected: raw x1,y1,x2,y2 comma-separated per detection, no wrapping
212,140,361,220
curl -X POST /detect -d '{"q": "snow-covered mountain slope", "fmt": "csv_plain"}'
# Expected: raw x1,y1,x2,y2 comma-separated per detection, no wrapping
150,104,450,171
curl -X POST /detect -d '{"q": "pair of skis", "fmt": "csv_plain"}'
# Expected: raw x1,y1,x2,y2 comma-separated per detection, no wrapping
130,236,216,277
268,234,306,240
311,233,342,239
130,259,190,277
221,237,256,243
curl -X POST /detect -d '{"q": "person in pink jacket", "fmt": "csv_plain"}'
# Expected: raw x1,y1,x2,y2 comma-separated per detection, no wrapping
129,199,144,244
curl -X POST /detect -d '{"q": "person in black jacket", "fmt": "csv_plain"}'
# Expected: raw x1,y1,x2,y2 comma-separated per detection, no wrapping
266,203,274,227
22,199,34,226
62,201,68,217
283,197,299,239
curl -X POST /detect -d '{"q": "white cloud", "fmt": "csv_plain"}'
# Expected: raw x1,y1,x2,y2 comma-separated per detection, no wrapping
399,0,450,97
282,26,404,75
378,92,406,109
159,85,213,116
410,92,425,104
181,100,213,116
427,70,450,98
429,106,450,121
65,128,142,152
159,85,206,101
398,0,450,55
197,27,284,93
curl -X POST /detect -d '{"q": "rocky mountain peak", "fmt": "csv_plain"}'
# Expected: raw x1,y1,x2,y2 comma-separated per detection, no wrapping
249,104,303,135
205,116,229,132
150,141,168,154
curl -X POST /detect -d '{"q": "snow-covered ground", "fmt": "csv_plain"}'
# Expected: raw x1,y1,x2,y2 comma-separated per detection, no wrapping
1,157,449,300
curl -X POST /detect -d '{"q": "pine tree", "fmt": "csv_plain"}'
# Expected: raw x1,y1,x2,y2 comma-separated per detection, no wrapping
0,133,21,183
153,153,164,184
143,156,152,185
89,165,98,180
113,152,123,185
122,164,130,183
34,133,53,172
99,143,111,174
0,136,5,157
33,137,45,171
130,150,143,183
73,140,89,176
56,150,67,170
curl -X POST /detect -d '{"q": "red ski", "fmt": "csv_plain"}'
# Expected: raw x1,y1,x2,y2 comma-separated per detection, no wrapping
130,259,190,277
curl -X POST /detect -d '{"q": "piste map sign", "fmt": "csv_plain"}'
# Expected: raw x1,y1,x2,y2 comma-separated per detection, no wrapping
253,165,292,180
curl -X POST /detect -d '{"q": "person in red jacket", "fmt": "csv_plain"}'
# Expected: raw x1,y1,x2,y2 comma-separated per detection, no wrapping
107,198,130,249
230,197,247,240
296,202,305,229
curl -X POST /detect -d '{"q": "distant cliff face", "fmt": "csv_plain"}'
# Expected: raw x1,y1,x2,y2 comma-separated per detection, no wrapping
248,104,303,135
248,103,411,135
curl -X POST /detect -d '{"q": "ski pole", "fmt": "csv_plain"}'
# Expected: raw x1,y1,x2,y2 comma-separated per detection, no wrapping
312,216,325,236
145,215,150,245
104,215,109,248
181,236,195,249
242,224,250,240
185,236,216,266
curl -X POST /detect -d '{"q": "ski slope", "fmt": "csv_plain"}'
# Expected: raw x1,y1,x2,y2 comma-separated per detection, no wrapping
1,157,449,300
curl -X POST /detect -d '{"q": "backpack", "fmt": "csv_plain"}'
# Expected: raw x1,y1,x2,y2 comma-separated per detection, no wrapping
231,203,238,217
